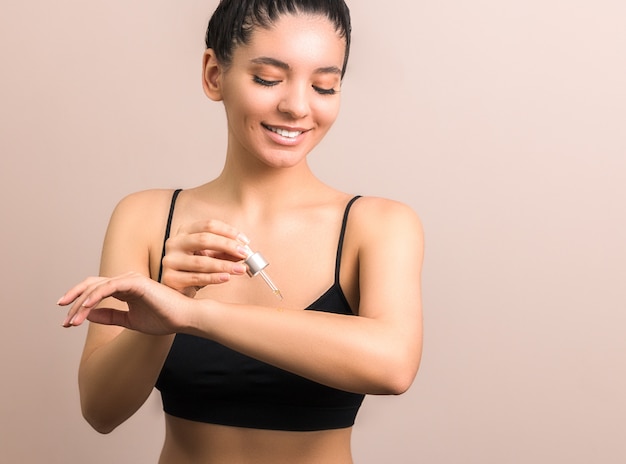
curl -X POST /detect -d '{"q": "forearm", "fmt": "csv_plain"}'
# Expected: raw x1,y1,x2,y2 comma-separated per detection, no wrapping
78,328,174,433
187,301,420,395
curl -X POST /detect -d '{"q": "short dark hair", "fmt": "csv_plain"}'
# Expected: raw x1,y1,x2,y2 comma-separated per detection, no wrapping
205,0,352,78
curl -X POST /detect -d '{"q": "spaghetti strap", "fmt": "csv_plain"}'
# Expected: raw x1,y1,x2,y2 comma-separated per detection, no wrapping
334,195,361,284
157,189,182,282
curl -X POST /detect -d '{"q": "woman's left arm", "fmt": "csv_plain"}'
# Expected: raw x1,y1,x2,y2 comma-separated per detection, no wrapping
62,199,424,395
194,198,423,394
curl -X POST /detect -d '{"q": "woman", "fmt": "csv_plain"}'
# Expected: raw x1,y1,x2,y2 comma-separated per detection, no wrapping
59,0,424,462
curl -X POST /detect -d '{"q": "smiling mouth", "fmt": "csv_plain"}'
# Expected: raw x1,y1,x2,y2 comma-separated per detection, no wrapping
263,124,305,139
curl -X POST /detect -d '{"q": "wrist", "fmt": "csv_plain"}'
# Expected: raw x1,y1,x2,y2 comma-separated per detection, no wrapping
180,297,220,337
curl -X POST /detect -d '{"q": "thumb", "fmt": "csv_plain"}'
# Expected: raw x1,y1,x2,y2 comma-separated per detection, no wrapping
87,307,132,328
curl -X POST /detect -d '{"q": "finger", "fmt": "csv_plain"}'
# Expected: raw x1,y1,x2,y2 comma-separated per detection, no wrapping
62,292,94,327
161,267,242,293
167,233,249,261
63,273,143,327
185,271,236,287
177,219,249,245
170,218,250,259
86,307,131,328
57,276,108,306
163,253,247,275
194,249,241,261
61,276,112,327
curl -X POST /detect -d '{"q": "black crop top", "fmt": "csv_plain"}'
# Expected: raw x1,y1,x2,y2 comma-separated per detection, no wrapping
155,191,365,431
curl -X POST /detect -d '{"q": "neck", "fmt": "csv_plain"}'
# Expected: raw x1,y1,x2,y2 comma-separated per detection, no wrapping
208,149,325,216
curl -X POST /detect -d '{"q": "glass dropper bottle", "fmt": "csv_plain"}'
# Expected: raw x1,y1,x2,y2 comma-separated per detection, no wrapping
241,244,283,300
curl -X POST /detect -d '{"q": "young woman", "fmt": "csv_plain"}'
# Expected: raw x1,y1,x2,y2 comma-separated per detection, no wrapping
59,1,424,462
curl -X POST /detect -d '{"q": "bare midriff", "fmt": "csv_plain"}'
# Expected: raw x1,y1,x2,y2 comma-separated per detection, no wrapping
158,414,354,464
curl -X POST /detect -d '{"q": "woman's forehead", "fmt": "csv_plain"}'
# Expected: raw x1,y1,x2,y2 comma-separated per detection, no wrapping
234,14,346,69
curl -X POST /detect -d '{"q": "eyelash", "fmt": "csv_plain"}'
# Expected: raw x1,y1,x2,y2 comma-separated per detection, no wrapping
253,76,280,87
313,86,337,96
252,75,337,96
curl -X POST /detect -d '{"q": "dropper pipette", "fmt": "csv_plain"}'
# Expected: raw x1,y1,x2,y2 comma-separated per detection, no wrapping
242,244,283,300
257,269,283,300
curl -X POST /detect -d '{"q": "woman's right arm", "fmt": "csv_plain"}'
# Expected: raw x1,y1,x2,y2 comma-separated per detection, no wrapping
72,190,248,433
76,191,175,434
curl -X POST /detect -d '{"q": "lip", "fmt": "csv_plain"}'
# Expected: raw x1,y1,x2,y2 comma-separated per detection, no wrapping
262,123,310,146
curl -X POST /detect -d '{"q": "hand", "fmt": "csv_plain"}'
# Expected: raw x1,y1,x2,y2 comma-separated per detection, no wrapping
58,272,197,335
161,220,250,296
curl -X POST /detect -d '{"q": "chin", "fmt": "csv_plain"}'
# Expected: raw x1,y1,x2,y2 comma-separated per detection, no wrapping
255,149,310,169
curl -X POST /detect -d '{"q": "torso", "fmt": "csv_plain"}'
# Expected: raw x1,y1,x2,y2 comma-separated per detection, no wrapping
146,185,363,463
150,185,361,312
159,415,354,464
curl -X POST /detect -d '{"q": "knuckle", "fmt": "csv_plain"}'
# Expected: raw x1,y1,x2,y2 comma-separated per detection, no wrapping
165,235,184,253
189,273,205,287
161,272,182,290
161,254,173,268
192,232,211,250
164,237,175,252
204,219,221,231
190,254,208,271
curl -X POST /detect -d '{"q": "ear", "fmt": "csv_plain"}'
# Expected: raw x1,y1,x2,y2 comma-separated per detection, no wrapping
202,49,223,101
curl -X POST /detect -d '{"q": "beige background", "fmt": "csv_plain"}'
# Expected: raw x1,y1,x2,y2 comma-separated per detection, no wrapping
1,0,625,462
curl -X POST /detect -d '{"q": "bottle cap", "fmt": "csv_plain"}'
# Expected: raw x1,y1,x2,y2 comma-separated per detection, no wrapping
244,251,269,277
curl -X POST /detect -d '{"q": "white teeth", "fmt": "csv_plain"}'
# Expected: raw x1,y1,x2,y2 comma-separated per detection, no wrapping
268,126,302,138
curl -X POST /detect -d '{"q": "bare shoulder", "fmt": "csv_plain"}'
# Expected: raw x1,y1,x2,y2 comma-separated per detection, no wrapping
349,196,424,245
112,189,176,218
102,189,179,277
107,189,177,233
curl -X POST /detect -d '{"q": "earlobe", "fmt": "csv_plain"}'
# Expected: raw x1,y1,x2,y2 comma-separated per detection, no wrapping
202,49,223,101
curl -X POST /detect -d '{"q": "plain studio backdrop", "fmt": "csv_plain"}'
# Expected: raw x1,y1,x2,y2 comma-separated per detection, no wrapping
1,1,624,462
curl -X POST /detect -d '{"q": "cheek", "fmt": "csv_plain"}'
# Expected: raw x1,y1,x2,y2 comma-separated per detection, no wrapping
314,99,341,126
232,88,276,118
223,96,266,128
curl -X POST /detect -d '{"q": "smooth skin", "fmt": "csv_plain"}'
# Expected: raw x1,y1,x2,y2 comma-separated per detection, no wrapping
59,13,424,464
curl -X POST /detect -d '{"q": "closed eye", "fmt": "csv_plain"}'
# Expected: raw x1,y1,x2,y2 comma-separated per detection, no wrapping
253,75,281,87
313,86,338,96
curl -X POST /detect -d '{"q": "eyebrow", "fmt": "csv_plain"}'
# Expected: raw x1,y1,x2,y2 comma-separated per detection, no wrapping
250,56,342,75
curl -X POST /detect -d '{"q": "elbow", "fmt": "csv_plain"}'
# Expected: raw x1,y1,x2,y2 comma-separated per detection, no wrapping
389,377,414,396
78,373,140,434
80,399,122,435
377,369,416,396
90,423,117,435
372,348,421,395
82,409,118,435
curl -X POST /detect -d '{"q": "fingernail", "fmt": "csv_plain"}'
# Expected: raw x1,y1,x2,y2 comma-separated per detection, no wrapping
233,263,247,274
236,233,251,245
56,297,64,305
237,245,251,257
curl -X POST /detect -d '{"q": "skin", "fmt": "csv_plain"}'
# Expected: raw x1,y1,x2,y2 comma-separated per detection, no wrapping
59,13,424,464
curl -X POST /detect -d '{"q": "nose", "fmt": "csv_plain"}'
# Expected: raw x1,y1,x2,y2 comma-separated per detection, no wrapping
277,83,309,119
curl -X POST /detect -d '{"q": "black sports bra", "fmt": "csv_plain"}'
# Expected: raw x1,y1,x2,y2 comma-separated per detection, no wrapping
155,191,364,431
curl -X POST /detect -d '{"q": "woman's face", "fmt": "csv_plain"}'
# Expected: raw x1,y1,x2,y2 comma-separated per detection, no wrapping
215,14,346,169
